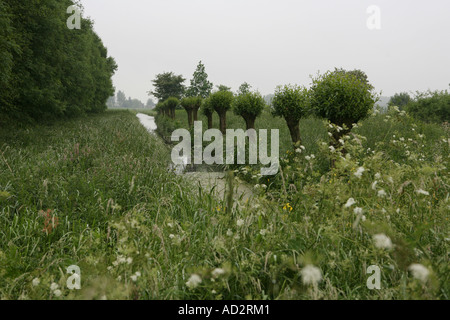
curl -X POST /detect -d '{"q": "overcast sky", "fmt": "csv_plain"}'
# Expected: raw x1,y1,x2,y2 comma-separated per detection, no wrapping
80,0,450,103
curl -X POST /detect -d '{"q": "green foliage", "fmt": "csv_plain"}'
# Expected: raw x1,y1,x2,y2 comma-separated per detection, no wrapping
200,97,214,116
216,84,232,92
233,91,266,129
271,84,310,144
185,61,213,98
181,97,202,111
407,90,450,123
0,0,117,122
389,92,412,108
150,72,186,102
165,97,180,109
271,85,310,122
237,82,252,96
210,91,234,115
310,69,376,127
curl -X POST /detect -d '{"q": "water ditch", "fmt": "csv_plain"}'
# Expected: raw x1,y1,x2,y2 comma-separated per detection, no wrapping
136,113,254,202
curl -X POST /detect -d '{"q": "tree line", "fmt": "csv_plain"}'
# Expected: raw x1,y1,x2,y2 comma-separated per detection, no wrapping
388,90,449,123
151,62,377,152
0,0,117,124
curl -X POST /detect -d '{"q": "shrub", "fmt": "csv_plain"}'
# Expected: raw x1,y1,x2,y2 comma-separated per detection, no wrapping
407,90,450,123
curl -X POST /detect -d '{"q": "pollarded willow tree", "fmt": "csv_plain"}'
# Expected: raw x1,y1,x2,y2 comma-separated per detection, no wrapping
201,97,214,129
210,91,234,134
310,69,376,149
233,91,266,130
181,96,202,127
271,84,310,145
165,97,179,120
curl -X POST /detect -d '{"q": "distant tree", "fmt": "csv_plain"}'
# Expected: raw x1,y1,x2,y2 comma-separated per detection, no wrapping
271,85,310,145
149,72,185,102
146,98,155,109
210,91,234,134
185,61,213,98
201,97,214,129
107,95,116,108
181,96,202,127
237,82,252,96
216,84,232,92
407,90,450,123
233,91,265,130
388,92,411,108
116,90,126,108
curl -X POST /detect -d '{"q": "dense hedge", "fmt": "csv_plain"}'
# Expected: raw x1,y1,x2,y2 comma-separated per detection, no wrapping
0,0,117,124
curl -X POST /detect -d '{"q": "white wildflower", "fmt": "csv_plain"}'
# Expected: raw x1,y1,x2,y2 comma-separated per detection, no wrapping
354,167,365,178
130,275,138,282
186,274,202,289
373,234,393,250
32,278,40,287
226,229,233,237
169,234,175,239
353,207,363,215
371,181,378,190
305,156,311,161
295,148,302,154
237,219,244,227
375,173,381,180
50,283,59,291
344,198,356,208
339,139,345,145
260,229,267,236
408,264,430,282
53,289,62,297
416,189,430,196
329,146,336,153
211,268,226,278
301,265,322,286
377,189,387,198
126,257,133,265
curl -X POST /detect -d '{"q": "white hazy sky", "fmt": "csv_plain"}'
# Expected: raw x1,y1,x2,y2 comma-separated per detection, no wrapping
80,0,450,103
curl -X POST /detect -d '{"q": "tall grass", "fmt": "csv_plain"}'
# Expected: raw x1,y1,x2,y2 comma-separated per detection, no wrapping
0,109,448,300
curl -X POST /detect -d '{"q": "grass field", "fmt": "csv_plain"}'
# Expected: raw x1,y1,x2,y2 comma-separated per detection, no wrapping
0,109,448,300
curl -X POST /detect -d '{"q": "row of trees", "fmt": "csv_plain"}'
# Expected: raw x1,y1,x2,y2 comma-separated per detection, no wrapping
0,0,117,123
155,66,377,152
389,90,449,123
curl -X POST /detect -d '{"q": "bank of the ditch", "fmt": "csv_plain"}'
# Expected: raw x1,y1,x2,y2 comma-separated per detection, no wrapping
1,110,448,300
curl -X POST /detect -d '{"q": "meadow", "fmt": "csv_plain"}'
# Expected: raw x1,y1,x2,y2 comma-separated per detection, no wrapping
0,108,448,300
